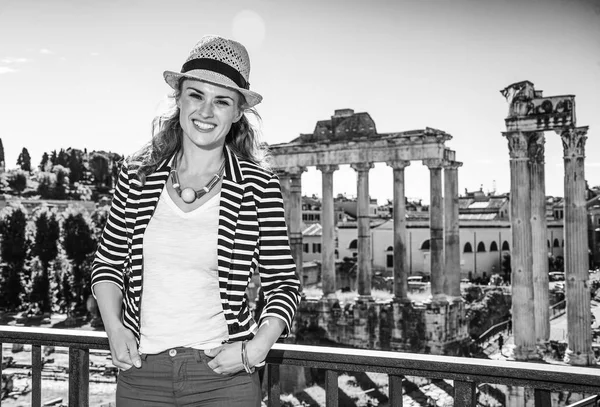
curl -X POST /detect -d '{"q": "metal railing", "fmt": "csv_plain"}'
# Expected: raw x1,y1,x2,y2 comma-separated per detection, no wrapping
2,326,600,407
550,299,567,320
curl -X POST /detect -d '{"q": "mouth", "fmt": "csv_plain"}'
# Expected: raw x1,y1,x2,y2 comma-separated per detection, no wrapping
192,119,217,132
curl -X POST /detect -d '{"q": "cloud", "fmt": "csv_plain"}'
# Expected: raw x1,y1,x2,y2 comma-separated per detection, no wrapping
1,57,28,64
40,48,53,55
90,52,100,57
0,67,16,74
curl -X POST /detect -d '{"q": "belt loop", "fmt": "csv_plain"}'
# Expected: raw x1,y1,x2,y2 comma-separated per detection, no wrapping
193,349,202,363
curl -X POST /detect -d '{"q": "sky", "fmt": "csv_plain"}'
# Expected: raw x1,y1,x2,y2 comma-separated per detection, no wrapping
1,0,599,204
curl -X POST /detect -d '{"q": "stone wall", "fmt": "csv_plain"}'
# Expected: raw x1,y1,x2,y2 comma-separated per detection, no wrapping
294,297,470,355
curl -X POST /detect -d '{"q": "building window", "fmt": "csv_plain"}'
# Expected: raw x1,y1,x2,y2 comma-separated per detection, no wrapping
547,240,550,248
303,243,309,253
477,242,486,252
490,242,498,252
464,242,473,253
386,254,393,268
502,241,510,251
553,239,560,248
349,239,358,250
334,249,339,259
420,240,430,251
597,218,600,225
313,243,322,253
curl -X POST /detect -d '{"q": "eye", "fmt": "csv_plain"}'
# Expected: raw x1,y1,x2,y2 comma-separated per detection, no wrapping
216,100,231,106
190,92,203,99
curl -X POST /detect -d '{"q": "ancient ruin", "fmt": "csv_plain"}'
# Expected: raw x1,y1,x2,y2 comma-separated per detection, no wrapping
501,80,594,366
270,109,469,353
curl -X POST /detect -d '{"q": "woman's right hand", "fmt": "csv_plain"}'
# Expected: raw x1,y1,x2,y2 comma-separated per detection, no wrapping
106,324,141,371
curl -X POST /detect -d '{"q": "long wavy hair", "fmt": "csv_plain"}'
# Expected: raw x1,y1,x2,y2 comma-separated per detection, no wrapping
128,77,270,185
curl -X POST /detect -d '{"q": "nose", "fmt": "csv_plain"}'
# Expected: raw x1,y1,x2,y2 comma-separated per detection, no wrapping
199,101,214,118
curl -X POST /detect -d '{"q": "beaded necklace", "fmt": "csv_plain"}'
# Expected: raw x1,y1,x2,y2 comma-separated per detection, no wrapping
170,155,225,204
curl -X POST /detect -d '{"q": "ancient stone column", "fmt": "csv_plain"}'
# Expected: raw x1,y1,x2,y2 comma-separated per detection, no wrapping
277,171,292,231
387,160,411,302
424,159,445,302
444,160,462,299
528,132,550,345
317,164,339,300
503,131,537,360
559,126,595,366
288,167,306,277
351,162,374,299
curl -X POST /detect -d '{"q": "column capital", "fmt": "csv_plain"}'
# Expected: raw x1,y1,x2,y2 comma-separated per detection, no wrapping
350,162,374,172
277,166,306,178
316,164,339,174
443,160,463,170
423,158,444,169
503,131,529,160
527,132,545,164
386,160,411,170
558,126,588,159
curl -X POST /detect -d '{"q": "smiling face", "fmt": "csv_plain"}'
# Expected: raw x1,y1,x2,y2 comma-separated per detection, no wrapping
177,79,243,152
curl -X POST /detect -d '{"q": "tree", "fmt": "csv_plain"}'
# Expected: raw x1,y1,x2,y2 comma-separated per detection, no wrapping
7,170,28,195
0,204,30,310
29,257,50,314
89,153,110,186
39,152,50,172
0,138,4,168
57,149,69,168
68,149,85,184
52,165,70,200
37,172,56,199
50,150,57,166
16,147,31,172
62,209,96,312
30,207,61,312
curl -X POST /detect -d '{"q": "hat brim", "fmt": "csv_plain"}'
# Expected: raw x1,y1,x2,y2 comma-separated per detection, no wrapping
163,70,262,108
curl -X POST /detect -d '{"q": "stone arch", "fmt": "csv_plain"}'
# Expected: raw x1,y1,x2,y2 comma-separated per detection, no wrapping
502,241,510,251
477,242,486,252
420,240,430,251
464,242,473,253
490,241,499,252
553,238,560,248
349,239,357,250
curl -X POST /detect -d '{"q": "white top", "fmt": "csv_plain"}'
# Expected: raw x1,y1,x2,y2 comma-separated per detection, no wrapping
138,187,228,354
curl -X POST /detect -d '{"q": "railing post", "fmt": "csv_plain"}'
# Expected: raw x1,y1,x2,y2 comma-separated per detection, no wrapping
389,375,403,406
1,342,3,407
32,345,42,407
267,364,280,407
68,347,89,407
534,389,551,406
454,380,476,407
325,370,338,407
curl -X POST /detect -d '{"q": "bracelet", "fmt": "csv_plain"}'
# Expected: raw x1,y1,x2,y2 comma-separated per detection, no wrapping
241,340,255,374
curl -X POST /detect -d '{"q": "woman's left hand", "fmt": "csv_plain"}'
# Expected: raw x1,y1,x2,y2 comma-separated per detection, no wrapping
204,342,245,375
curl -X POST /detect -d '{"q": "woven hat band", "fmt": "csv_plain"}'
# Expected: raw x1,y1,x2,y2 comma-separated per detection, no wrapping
181,58,249,90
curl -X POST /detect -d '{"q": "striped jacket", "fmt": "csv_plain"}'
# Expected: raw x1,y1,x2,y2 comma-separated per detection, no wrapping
91,146,302,343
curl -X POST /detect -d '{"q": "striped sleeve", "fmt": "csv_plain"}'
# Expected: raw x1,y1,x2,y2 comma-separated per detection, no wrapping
256,173,302,337
91,163,130,297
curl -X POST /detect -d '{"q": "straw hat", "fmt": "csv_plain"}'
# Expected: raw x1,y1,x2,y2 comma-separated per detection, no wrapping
163,35,262,108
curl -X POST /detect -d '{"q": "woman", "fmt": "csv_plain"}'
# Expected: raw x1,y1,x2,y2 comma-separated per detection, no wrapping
92,35,301,406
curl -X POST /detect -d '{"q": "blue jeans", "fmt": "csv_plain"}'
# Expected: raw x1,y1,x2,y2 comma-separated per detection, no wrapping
116,347,261,406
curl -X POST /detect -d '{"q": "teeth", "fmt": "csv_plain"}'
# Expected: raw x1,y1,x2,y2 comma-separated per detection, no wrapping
193,120,216,130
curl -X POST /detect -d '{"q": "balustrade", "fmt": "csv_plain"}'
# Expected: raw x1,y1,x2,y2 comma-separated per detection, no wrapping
1,326,599,407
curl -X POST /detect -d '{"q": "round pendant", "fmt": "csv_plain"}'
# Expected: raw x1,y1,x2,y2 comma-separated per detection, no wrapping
181,187,197,203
